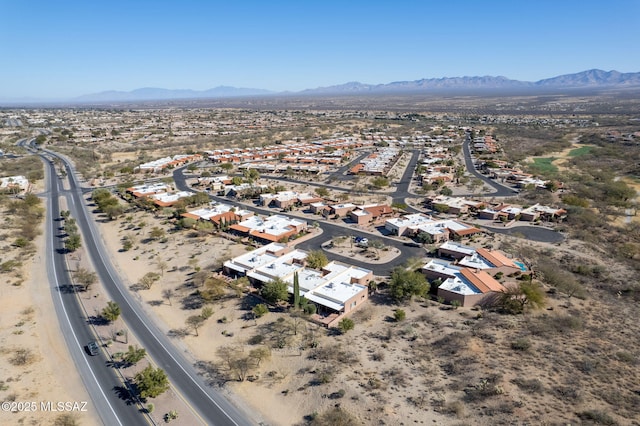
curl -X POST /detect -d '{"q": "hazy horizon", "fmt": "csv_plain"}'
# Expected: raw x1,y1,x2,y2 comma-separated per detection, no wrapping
2,0,639,99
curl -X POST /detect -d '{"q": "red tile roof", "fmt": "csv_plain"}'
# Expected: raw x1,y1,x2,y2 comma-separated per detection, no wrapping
460,268,505,294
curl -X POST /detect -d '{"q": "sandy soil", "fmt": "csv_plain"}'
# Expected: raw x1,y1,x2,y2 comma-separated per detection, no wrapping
321,237,401,264
0,197,97,426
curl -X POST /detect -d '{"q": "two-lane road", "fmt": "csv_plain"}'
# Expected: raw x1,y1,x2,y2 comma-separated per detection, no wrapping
42,151,144,425
44,146,253,426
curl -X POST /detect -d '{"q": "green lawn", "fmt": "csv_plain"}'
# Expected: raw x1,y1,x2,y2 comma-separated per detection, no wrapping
529,157,558,175
568,145,593,157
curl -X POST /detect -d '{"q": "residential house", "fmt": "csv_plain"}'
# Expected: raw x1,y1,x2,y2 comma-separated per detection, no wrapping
126,183,171,198
520,204,567,222
150,191,192,207
0,175,30,193
326,203,357,218
422,259,462,282
348,204,393,225
223,242,372,326
229,214,307,243
458,248,523,276
385,214,481,241
437,268,505,307
181,202,253,226
437,241,477,260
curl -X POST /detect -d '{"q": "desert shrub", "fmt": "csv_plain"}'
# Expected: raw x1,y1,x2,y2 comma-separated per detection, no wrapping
528,314,583,336
510,338,531,351
362,376,385,391
328,389,346,399
312,369,333,385
9,348,35,366
464,375,504,402
511,377,544,394
337,317,354,334
309,344,358,365
382,367,409,387
394,309,406,322
309,407,357,426
303,303,316,315
614,351,637,364
248,334,264,345
553,386,581,403
370,351,385,362
576,410,618,425
53,413,79,426
441,361,464,376
599,388,640,415
441,401,465,417
574,357,600,374
434,332,468,355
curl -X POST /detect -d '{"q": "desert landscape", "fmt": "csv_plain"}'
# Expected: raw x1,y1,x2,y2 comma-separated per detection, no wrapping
1,95,639,426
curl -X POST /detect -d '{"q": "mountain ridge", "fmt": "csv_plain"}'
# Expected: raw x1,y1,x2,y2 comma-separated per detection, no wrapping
3,69,640,104
301,69,640,94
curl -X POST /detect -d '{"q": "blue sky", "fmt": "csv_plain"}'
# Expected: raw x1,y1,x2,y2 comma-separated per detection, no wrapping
1,0,638,98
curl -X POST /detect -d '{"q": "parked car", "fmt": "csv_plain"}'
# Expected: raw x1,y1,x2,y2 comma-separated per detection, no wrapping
86,341,100,356
354,236,368,246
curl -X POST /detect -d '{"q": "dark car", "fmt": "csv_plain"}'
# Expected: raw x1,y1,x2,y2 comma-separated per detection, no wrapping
87,341,100,356
403,242,422,247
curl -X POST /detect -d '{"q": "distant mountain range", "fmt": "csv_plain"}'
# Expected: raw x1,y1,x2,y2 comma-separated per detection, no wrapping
74,85,274,102
3,69,639,104
301,70,640,95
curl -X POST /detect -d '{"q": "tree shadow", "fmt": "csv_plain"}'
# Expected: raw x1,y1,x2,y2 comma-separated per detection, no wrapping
148,300,164,307
56,284,83,294
368,291,396,307
106,359,127,369
180,292,204,310
88,315,109,326
129,283,146,292
167,328,189,339
113,383,138,405
193,360,229,387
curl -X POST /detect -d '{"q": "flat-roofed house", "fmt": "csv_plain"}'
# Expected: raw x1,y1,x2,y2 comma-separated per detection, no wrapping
520,204,567,222
0,175,30,193
437,268,506,307
385,213,432,236
327,203,357,218
458,248,522,276
422,259,462,281
229,214,307,243
223,243,372,327
427,195,469,215
389,216,480,242
348,204,393,225
437,241,477,259
181,202,254,226
126,183,170,198
150,191,192,207
309,202,329,215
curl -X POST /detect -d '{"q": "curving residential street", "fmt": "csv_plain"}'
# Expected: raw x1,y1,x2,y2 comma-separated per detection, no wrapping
461,136,519,197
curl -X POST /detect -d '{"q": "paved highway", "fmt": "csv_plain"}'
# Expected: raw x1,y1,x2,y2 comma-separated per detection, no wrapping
41,148,144,425
37,144,254,426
